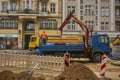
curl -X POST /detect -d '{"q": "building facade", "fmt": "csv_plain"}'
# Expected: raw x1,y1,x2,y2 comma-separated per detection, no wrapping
62,0,120,39
0,0,62,49
96,0,120,38
114,0,120,36
0,0,120,49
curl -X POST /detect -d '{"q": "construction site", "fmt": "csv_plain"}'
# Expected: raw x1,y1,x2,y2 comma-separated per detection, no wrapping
0,11,120,80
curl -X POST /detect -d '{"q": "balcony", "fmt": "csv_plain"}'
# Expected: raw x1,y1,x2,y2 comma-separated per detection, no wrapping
19,9,38,14
0,9,57,18
1,9,38,14
0,9,52,16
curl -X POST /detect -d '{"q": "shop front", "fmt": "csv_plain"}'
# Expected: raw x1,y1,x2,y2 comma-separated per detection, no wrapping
0,34,18,49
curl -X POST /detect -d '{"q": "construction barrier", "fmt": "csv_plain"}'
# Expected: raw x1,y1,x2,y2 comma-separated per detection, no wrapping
0,53,65,72
64,53,70,70
100,54,107,78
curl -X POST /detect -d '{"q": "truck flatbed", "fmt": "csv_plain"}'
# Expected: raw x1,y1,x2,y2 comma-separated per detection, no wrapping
39,44,85,52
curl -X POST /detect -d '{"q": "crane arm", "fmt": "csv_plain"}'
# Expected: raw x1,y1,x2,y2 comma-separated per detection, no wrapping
59,10,75,30
71,15,89,48
59,11,89,48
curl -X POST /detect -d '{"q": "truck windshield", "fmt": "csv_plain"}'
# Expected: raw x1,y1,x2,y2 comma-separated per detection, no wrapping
98,36,109,43
31,37,36,42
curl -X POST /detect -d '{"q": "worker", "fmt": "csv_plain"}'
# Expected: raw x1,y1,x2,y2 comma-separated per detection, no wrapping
40,31,48,45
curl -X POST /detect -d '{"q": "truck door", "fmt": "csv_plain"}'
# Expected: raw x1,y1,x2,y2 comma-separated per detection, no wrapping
93,35,111,53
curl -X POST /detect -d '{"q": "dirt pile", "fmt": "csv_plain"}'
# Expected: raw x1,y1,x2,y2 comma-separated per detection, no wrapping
54,62,100,80
0,70,45,80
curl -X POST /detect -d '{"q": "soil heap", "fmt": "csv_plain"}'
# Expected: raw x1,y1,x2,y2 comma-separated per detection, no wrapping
54,62,100,80
0,70,45,80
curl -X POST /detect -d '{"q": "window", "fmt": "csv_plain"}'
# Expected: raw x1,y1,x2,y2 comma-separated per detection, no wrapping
80,16,83,20
116,0,120,3
96,16,98,20
80,0,83,4
42,3,47,12
98,36,108,43
67,6,75,14
0,37,18,49
31,1,34,9
116,23,120,32
80,11,83,15
25,23,35,30
23,1,25,9
85,5,94,14
50,3,55,13
66,6,75,30
2,2,7,12
23,0,34,9
101,22,109,31
85,21,94,30
67,19,76,30
72,20,75,30
24,21,35,30
101,7,109,16
116,8,120,16
11,2,17,11
26,0,29,9
40,20,57,30
0,18,18,29
31,37,36,42
96,0,98,4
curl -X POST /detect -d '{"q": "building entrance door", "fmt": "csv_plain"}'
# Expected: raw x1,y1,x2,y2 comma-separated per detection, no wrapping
24,35,31,49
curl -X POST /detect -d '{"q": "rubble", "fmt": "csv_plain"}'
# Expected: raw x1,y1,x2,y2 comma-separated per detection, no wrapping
0,70,45,80
54,62,100,80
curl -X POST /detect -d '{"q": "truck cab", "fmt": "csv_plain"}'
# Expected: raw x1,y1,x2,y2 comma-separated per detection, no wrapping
29,35,40,50
91,34,111,54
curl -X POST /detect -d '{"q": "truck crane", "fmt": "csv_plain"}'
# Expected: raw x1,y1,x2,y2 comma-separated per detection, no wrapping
35,10,111,62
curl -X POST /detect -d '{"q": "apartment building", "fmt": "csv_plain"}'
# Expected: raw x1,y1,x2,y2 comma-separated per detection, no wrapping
62,0,97,37
96,0,120,39
115,0,120,36
62,0,120,39
0,0,62,49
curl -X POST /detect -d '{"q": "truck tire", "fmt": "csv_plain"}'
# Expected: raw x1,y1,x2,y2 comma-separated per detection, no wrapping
93,53,102,63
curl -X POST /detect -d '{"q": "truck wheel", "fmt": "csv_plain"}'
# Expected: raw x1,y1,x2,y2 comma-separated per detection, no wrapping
93,53,102,63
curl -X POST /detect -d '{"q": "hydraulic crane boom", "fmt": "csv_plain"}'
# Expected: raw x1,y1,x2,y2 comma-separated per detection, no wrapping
59,10,75,30
59,10,89,49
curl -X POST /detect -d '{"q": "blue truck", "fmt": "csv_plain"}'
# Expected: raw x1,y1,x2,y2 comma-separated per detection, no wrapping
36,33,111,62
35,10,111,62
